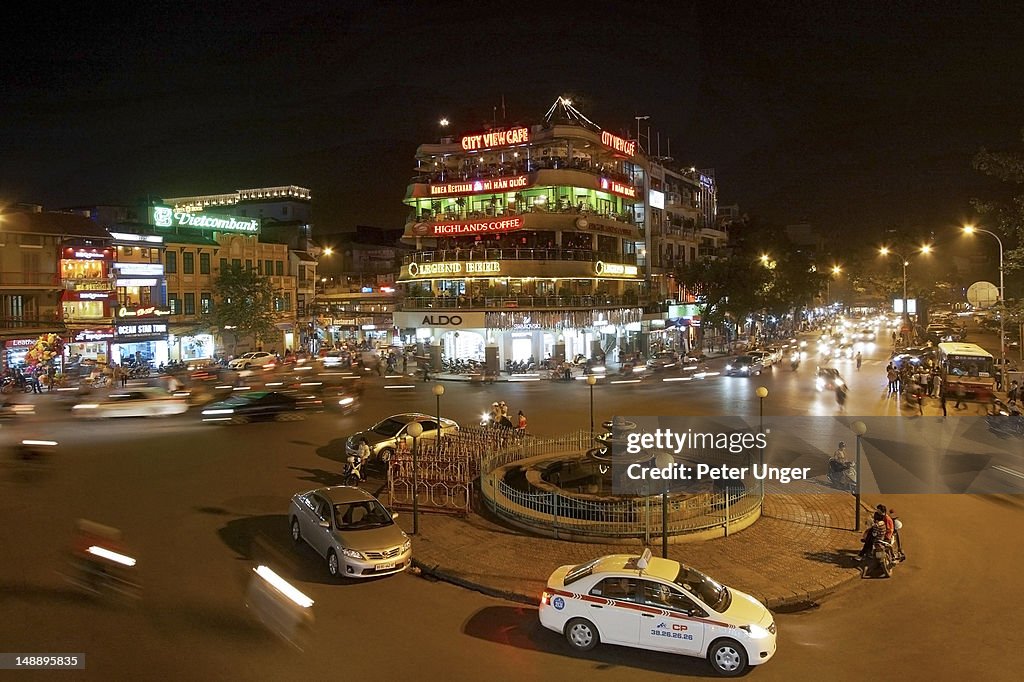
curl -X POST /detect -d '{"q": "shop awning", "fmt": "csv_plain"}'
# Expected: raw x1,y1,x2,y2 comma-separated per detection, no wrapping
275,323,294,331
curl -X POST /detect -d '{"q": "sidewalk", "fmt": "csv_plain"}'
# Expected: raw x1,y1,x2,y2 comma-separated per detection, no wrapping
403,479,872,610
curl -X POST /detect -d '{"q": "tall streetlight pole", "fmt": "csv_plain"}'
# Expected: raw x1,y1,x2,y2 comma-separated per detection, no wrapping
432,384,445,434
755,387,768,502
852,421,867,531
654,451,674,558
406,421,423,535
586,374,598,434
964,225,1006,390
827,265,842,307
880,245,932,343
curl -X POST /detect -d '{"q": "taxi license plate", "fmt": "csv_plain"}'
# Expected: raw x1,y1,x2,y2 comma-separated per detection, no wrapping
377,561,397,570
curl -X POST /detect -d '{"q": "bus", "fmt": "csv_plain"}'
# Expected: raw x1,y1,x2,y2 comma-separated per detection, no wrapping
937,342,995,402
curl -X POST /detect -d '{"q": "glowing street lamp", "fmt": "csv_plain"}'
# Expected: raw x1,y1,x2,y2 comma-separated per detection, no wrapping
963,224,1006,389
879,244,933,336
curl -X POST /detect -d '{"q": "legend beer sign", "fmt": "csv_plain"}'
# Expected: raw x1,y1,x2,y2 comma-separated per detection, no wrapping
405,261,502,278
460,126,530,151
600,130,636,157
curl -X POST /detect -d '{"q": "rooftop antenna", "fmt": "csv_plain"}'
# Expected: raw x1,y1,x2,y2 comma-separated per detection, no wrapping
634,116,650,154
501,94,506,121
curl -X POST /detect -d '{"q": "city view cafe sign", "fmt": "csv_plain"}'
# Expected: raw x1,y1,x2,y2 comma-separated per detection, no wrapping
149,206,261,234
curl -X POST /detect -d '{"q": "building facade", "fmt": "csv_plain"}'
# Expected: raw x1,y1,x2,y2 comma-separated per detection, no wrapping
394,99,720,367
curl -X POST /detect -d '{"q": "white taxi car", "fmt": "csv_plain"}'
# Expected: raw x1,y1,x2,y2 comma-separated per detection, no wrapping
539,551,776,677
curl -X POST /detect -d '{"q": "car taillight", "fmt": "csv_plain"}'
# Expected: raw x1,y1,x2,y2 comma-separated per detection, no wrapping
540,590,551,606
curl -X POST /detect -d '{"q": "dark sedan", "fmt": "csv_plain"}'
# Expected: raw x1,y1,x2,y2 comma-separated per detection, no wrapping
200,390,320,424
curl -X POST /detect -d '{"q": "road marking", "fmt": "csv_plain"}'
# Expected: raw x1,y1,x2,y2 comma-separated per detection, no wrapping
992,465,1024,481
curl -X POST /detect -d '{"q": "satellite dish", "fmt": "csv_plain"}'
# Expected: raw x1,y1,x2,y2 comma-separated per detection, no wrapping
967,281,999,308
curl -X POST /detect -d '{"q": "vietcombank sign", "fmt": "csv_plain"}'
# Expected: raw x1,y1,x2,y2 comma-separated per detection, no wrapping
149,206,261,234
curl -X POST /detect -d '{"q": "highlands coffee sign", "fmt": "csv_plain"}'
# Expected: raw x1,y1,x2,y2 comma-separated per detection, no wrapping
460,126,530,151
412,217,524,237
149,206,261,234
425,175,530,197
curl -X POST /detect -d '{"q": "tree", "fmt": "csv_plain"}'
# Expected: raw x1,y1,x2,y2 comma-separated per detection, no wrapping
972,129,1024,280
211,267,278,355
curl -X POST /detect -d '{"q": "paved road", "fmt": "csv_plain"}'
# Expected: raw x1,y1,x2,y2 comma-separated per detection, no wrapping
0,320,1021,680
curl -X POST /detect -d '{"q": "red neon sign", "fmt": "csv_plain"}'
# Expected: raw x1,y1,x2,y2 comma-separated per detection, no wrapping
600,130,636,156
600,177,637,199
412,216,524,237
460,127,530,151
426,175,530,197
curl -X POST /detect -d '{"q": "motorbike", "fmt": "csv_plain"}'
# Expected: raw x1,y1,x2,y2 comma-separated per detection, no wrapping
827,457,856,492
342,455,365,486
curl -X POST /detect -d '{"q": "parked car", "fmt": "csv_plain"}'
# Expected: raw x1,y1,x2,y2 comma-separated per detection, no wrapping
200,390,319,424
71,388,189,418
346,413,460,462
539,551,777,676
289,486,411,579
724,356,765,377
228,351,277,370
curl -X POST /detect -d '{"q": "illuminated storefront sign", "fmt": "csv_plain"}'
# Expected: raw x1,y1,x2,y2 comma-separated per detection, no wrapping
427,175,530,197
460,126,530,151
73,328,116,342
600,178,637,199
149,206,260,233
393,311,486,329
112,262,164,277
406,261,502,277
6,338,38,348
594,261,639,277
74,291,112,300
115,322,169,341
117,306,172,318
600,130,636,156
116,279,158,287
413,216,524,237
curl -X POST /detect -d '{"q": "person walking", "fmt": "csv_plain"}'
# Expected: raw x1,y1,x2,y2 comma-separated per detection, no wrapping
940,391,947,417
855,351,862,371
402,354,408,375
1008,380,1020,404
30,367,43,394
517,410,527,434
931,372,942,398
954,381,966,410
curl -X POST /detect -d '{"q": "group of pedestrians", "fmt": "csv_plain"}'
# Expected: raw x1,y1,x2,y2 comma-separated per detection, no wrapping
487,401,527,432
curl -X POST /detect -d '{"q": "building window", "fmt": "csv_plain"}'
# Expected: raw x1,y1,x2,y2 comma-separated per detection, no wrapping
166,251,177,274
200,253,211,274
246,259,253,271
275,261,284,276
123,246,133,256
184,293,195,315
220,258,228,273
183,252,195,274
232,259,241,272
141,248,150,258
265,259,273,275
168,296,180,315
201,292,212,314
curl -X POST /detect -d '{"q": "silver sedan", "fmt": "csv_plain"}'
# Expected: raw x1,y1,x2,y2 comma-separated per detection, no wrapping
289,486,411,579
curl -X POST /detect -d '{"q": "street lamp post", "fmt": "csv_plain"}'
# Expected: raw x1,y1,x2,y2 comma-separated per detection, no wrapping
406,421,423,535
852,421,867,531
586,374,597,434
432,384,445,434
964,225,1006,390
654,451,674,558
755,387,768,500
880,245,932,343
827,265,842,306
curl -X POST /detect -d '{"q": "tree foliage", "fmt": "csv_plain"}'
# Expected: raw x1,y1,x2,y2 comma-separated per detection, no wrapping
211,267,277,351
972,128,1024,277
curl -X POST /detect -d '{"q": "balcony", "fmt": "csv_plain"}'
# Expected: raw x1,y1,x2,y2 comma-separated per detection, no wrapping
0,272,61,289
403,248,635,266
401,294,640,311
411,156,633,187
0,317,66,333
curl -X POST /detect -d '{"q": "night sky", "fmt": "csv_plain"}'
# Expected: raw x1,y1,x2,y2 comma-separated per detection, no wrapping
3,0,1024,248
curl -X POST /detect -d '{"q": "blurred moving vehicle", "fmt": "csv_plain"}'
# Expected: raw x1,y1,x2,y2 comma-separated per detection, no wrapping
646,351,679,372
724,356,765,377
201,390,319,424
228,352,277,370
346,413,459,462
72,388,188,418
815,367,845,392
289,486,411,579
539,550,776,677
0,400,34,419
747,350,775,368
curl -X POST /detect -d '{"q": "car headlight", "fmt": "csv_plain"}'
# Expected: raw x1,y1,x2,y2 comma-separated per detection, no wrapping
341,547,364,560
202,408,234,415
401,539,412,553
740,623,772,639
339,397,354,406
73,404,99,410
725,364,733,371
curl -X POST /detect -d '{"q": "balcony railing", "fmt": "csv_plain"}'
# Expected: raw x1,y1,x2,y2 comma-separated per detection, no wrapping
402,248,636,266
401,294,640,310
0,272,60,287
0,317,65,330
411,205,637,227
412,157,634,186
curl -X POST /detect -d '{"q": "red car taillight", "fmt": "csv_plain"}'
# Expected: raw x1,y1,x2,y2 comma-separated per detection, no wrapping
540,590,551,606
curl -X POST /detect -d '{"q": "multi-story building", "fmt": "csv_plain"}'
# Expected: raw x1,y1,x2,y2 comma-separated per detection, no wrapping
395,98,719,366
0,208,114,368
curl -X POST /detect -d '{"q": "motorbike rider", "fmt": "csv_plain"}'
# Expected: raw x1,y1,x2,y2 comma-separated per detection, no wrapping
828,441,854,489
858,511,888,560
357,438,371,462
